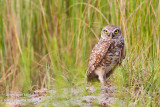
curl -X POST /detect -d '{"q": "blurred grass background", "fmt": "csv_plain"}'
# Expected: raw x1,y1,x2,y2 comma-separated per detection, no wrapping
0,0,160,106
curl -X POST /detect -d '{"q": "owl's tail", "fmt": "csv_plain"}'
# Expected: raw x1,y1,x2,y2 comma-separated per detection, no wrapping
87,72,97,83
87,73,92,83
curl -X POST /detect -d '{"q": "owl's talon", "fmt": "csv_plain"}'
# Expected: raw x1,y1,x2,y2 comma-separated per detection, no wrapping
101,85,108,93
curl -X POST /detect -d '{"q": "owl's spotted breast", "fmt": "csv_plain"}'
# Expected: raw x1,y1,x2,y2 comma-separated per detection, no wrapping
101,39,124,69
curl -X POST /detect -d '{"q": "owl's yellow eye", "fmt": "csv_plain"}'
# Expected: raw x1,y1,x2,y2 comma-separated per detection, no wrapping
104,30,108,33
114,30,119,34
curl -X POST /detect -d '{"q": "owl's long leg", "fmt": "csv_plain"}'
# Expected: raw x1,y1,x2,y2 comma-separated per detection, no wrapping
99,74,107,93
95,68,108,93
99,75,106,86
95,68,106,86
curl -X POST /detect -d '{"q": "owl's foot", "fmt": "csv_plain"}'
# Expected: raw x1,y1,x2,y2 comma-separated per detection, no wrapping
100,85,108,94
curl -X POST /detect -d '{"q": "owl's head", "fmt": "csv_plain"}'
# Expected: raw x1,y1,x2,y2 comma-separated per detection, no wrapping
101,25,123,40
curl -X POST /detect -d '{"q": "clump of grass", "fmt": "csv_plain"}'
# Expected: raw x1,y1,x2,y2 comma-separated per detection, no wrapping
0,0,160,106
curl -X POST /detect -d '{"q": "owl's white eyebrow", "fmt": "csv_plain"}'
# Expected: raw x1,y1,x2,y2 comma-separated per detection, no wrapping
104,28,109,31
113,28,119,32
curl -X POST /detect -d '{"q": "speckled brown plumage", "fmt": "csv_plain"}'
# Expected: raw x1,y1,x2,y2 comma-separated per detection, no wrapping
88,38,112,73
87,25,126,85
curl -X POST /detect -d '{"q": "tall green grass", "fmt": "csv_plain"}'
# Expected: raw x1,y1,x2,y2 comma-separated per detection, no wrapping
0,0,160,106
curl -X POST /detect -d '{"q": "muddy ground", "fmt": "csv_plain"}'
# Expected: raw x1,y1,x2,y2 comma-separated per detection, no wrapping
2,84,120,107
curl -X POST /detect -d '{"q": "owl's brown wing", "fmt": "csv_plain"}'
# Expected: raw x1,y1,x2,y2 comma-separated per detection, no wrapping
119,43,126,65
87,39,112,81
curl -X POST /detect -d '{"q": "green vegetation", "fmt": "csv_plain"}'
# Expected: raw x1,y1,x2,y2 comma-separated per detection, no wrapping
0,0,160,106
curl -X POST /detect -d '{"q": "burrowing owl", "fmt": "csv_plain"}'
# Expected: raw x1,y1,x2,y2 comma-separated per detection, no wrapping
87,25,126,86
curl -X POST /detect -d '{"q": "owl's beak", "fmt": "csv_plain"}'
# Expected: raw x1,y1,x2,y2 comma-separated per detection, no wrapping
109,33,113,39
